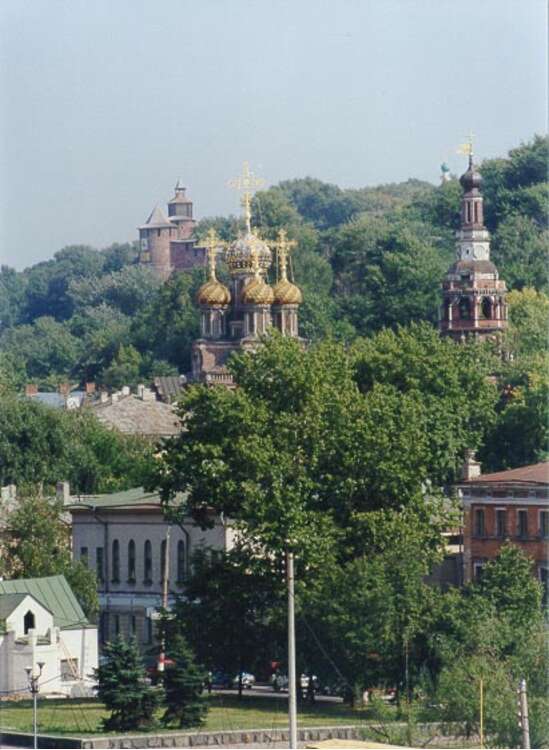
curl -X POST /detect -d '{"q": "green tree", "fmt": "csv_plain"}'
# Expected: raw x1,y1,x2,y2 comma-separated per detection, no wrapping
504,287,549,357
162,634,208,728
491,214,549,292
95,636,159,731
0,490,99,618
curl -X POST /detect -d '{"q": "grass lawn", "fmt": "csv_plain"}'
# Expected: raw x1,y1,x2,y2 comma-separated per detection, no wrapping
0,694,378,737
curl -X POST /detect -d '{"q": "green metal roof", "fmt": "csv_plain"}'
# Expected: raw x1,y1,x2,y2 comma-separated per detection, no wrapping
68,487,186,511
0,575,88,629
0,593,30,620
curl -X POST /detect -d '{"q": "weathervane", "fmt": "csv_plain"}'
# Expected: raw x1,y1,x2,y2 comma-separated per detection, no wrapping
228,162,266,233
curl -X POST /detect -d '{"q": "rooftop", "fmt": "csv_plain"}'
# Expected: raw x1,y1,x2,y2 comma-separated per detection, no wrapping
91,393,181,437
0,575,89,629
462,461,549,486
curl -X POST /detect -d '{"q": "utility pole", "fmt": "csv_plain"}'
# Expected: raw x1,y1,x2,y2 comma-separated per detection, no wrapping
479,677,484,749
518,678,531,749
25,661,45,750
158,526,171,674
287,550,298,750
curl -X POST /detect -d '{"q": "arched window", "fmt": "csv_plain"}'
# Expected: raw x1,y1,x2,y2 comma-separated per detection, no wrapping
24,610,35,634
144,540,152,583
458,297,471,320
111,539,120,583
128,540,136,582
160,539,167,583
481,297,492,320
444,298,451,320
177,540,186,583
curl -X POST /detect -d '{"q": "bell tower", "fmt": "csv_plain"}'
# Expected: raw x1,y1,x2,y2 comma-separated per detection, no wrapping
440,138,507,342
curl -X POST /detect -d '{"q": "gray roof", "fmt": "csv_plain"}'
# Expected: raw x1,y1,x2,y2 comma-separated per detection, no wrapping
30,392,86,409
91,394,181,437
140,205,173,229
0,593,29,621
153,376,186,403
0,575,88,629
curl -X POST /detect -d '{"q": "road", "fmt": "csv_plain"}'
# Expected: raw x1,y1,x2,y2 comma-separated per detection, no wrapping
212,683,343,703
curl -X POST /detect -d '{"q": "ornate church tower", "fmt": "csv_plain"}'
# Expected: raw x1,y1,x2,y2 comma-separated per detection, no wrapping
439,148,507,342
191,163,302,384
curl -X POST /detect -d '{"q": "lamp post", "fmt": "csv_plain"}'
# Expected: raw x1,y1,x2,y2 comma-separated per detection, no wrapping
25,661,45,749
286,550,297,750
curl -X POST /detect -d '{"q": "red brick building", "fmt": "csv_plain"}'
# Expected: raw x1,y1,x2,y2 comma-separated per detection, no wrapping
138,181,206,280
458,459,549,593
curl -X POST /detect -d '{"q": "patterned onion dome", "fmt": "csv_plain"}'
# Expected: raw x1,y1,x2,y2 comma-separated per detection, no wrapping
272,278,303,305
241,276,275,305
225,232,272,274
196,278,231,306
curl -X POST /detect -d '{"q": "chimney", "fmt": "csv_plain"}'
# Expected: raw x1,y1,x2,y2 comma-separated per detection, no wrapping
58,383,71,396
25,384,38,397
85,382,96,394
111,393,119,403
99,391,109,403
121,385,130,396
137,384,145,399
56,481,71,505
461,450,482,481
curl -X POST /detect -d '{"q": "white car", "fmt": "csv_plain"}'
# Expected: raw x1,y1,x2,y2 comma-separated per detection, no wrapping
232,671,256,689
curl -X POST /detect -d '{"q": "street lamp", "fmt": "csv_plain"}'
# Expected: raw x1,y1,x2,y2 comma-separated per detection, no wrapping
25,661,45,749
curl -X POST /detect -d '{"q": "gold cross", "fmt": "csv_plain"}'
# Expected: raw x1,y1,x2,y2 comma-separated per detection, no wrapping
274,229,297,280
228,162,266,233
201,228,223,281
457,130,475,157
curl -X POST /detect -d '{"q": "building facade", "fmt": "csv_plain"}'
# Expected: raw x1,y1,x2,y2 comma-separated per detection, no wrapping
138,181,206,280
458,459,549,593
191,220,302,384
69,489,235,653
0,575,98,697
440,153,507,342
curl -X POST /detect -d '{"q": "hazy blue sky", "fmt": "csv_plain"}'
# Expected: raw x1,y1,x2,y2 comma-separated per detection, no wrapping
0,0,546,269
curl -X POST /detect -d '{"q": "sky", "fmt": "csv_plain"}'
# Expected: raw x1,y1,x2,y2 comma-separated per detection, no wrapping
0,0,546,269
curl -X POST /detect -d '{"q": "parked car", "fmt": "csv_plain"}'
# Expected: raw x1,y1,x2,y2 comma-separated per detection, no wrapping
270,673,318,691
210,670,232,689
232,671,256,689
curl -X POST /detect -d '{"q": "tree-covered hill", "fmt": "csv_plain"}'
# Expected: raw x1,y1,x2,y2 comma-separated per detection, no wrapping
1,135,547,391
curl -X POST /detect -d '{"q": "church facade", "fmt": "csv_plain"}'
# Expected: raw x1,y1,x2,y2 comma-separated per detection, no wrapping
439,153,507,341
138,181,206,280
191,198,302,384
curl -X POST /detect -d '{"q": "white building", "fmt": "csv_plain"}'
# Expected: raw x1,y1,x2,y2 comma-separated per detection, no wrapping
0,575,98,697
68,488,235,653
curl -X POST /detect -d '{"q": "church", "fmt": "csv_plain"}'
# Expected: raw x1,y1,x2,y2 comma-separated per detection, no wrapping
439,149,507,341
191,166,303,385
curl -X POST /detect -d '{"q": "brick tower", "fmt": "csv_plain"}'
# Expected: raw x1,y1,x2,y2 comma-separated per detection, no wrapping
138,181,206,279
439,151,507,342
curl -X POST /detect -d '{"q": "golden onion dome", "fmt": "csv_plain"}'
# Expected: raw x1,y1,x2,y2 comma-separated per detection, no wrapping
272,278,303,305
196,278,231,306
241,276,275,305
226,231,272,274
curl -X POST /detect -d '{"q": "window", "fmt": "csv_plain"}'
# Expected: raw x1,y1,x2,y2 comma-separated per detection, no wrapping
539,567,548,605
60,658,78,682
99,612,108,644
24,610,35,634
128,540,136,582
130,615,137,636
160,539,167,582
496,509,507,538
540,511,549,539
517,510,528,538
114,614,120,636
144,540,153,583
473,561,485,580
459,297,471,320
111,539,120,582
474,509,485,537
481,297,492,320
80,546,89,565
146,617,153,644
96,547,104,582
177,540,186,583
